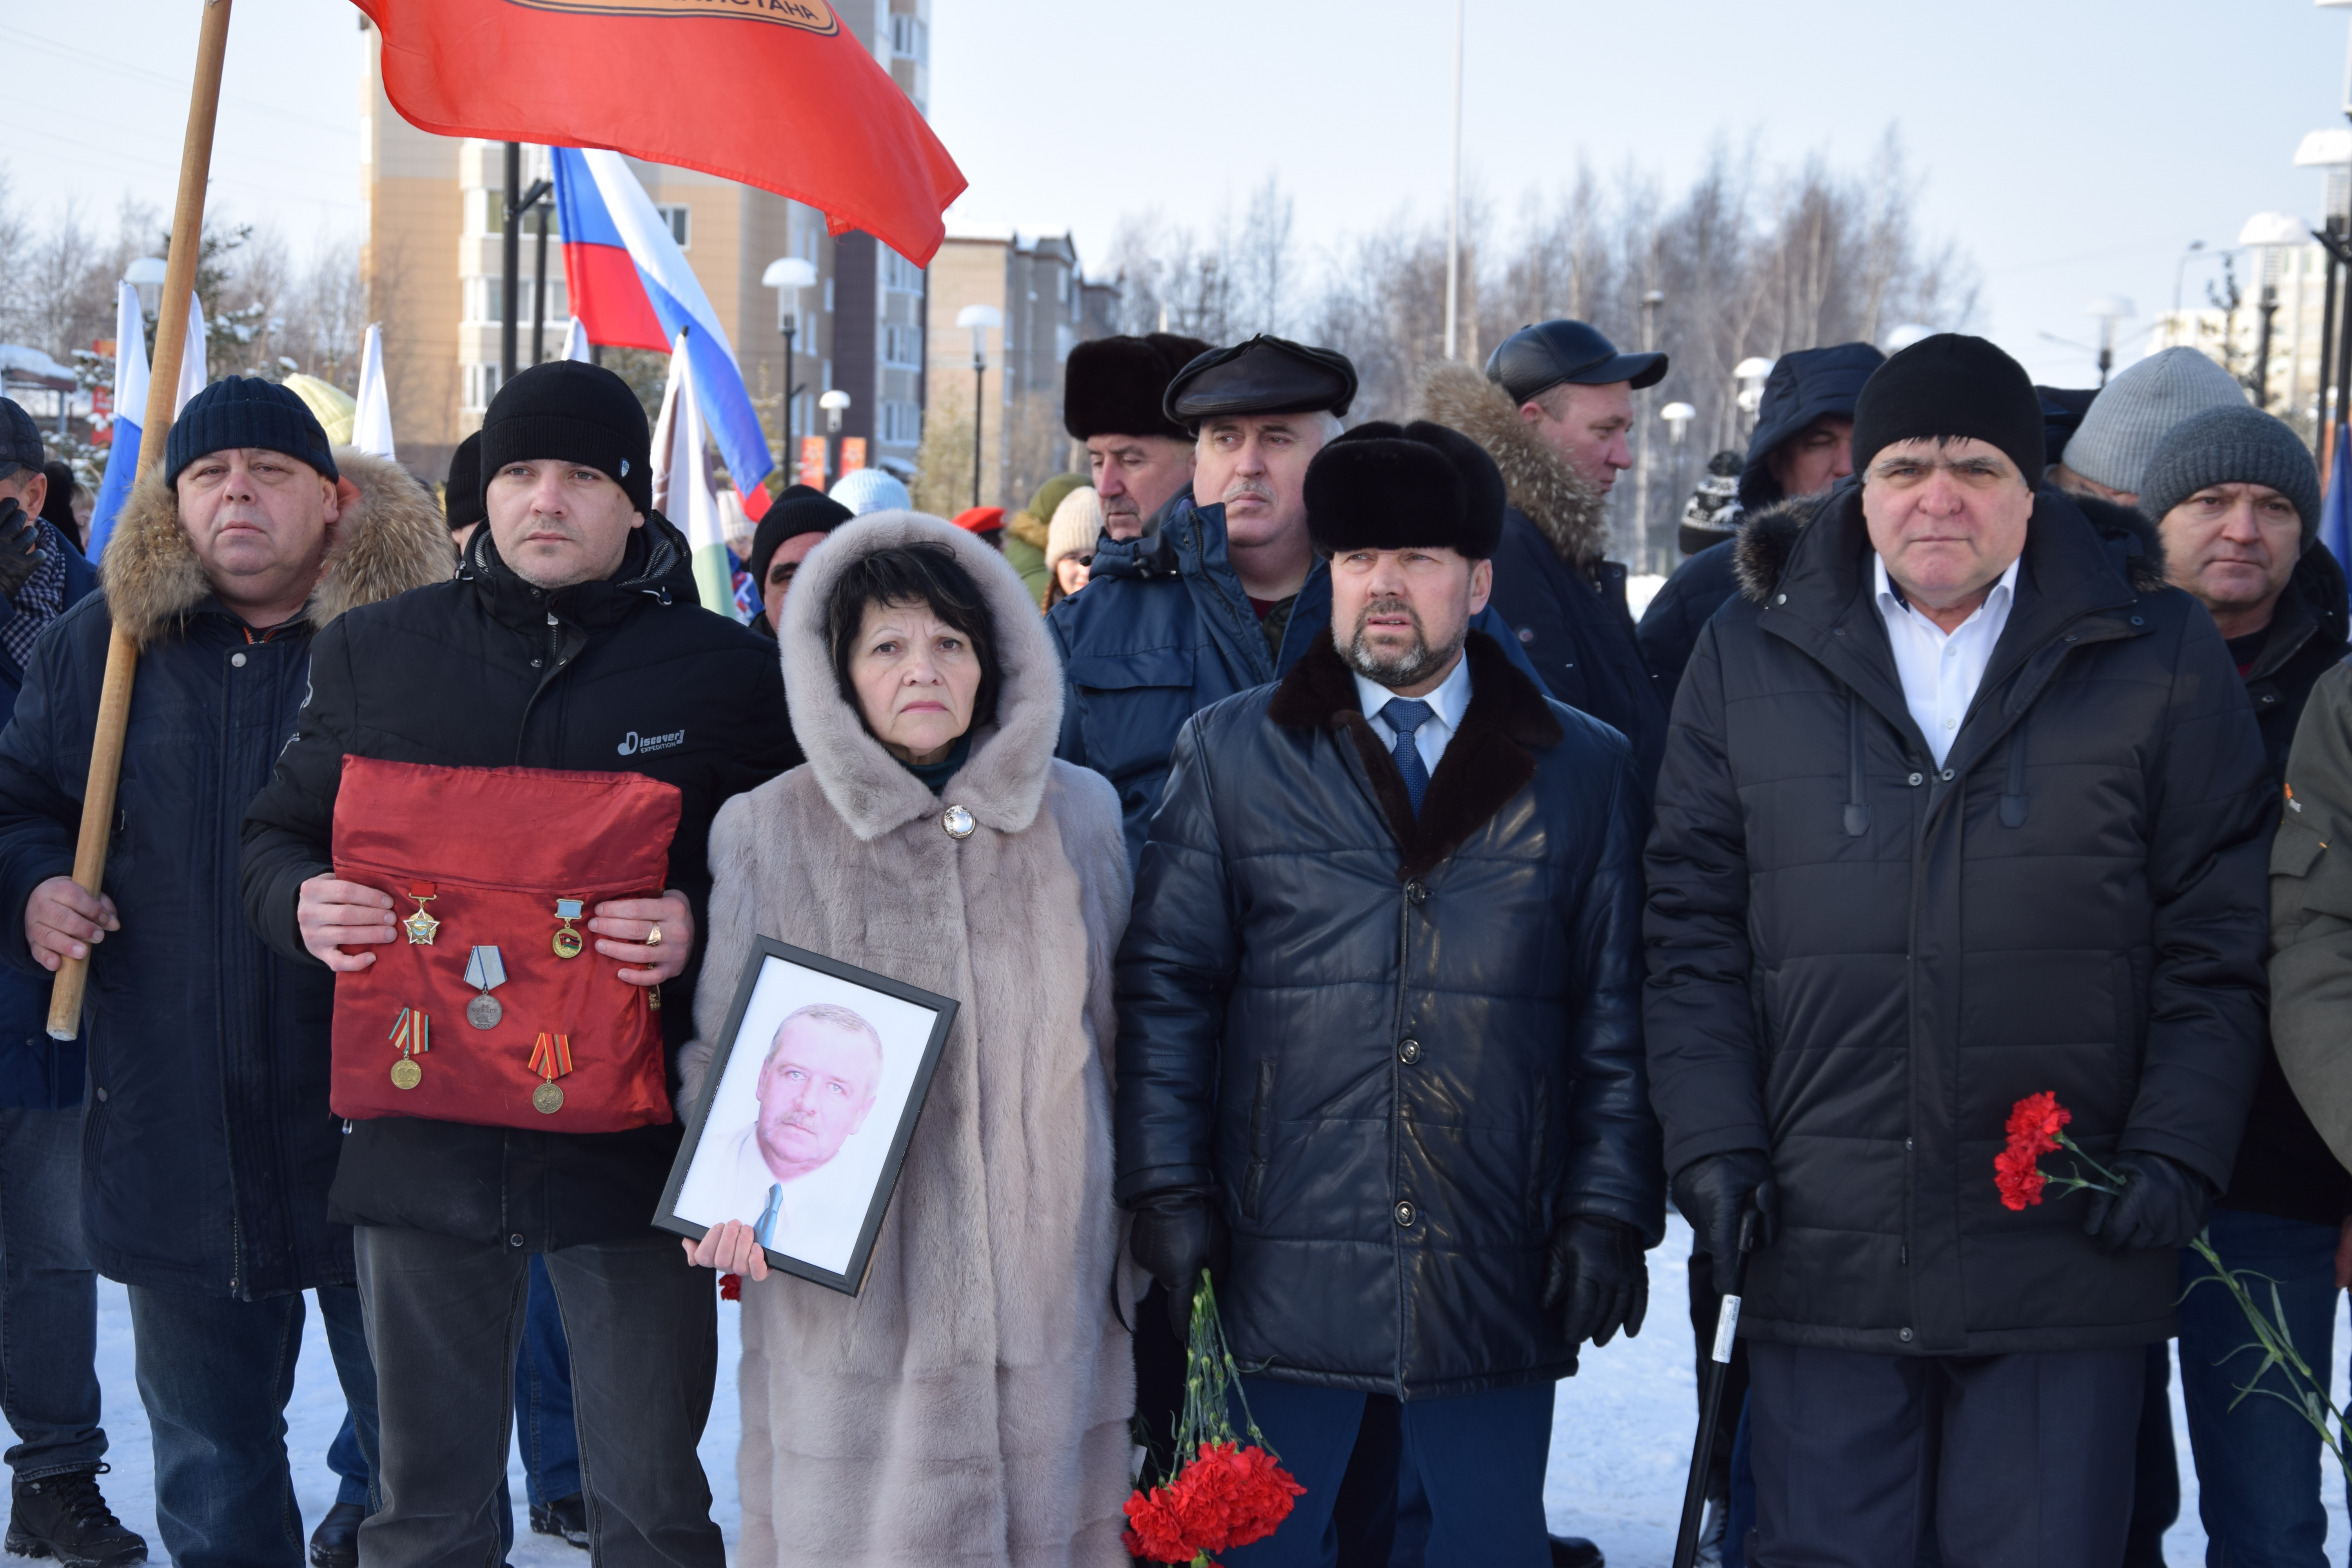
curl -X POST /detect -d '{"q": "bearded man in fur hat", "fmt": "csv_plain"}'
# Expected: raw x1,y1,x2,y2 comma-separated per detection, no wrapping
1420,319,1671,795
0,377,452,1567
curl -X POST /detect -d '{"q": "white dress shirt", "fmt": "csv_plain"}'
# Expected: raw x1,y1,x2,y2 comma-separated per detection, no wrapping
674,1122,870,1276
1355,649,1475,775
1872,553,2021,768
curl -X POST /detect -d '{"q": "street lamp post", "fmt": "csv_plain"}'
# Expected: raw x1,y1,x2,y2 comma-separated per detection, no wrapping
1632,289,1664,567
2086,297,2134,388
500,146,553,388
818,389,850,485
956,305,1004,508
763,257,818,472
1731,358,1774,444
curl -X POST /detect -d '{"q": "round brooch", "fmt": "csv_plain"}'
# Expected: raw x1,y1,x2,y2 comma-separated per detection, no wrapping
942,804,976,840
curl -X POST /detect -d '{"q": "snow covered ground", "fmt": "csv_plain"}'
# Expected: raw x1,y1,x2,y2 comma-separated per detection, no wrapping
82,1214,2352,1566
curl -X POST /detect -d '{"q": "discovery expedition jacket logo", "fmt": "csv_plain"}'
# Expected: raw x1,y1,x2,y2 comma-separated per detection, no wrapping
617,729,686,757
503,0,839,33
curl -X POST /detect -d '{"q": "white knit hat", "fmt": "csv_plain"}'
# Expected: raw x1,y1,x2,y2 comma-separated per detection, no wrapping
1044,486,1104,571
2062,348,2247,495
829,467,912,516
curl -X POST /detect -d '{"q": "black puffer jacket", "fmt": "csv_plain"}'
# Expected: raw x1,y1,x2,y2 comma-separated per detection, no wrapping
0,450,451,1299
240,516,800,1250
1116,632,1664,1398
1645,482,2271,1354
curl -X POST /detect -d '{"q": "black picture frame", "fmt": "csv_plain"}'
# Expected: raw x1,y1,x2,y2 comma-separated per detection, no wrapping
653,936,957,1295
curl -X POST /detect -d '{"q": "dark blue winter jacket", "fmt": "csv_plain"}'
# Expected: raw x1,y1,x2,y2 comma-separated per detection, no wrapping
0,526,98,1110
1045,494,1543,867
0,456,449,1299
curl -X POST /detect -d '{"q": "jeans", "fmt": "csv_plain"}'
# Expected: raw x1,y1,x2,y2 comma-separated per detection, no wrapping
0,1107,103,1479
354,1225,723,1567
2178,1206,2347,1567
125,1283,379,1568
1747,1341,2142,1568
1219,1376,1554,1568
515,1253,583,1507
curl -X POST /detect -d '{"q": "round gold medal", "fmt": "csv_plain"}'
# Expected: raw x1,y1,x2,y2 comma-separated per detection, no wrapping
390,1058,423,1090
532,1081,564,1114
552,928,583,960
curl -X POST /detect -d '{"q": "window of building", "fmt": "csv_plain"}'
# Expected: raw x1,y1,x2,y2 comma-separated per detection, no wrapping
654,203,691,249
889,12,927,64
882,324,923,367
824,278,836,313
880,248,924,294
465,363,501,410
881,399,922,445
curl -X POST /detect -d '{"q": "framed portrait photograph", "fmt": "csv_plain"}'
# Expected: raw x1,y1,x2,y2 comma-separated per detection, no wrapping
656,937,956,1294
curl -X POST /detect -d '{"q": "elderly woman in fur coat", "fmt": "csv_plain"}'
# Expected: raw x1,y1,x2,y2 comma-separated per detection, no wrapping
680,511,1136,1565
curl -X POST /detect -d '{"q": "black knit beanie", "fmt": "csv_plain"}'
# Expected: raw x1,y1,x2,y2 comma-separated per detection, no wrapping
165,376,338,487
748,485,852,589
2139,404,2323,546
478,361,651,511
1851,334,2044,488
444,431,484,532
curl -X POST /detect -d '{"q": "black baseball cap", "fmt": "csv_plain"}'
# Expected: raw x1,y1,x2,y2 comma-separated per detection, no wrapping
0,397,41,483
1485,319,1667,406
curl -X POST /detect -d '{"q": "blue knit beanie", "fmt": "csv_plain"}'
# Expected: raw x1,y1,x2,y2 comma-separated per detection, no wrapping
165,376,338,487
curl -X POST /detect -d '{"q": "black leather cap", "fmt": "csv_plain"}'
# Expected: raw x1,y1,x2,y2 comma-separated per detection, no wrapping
1163,335,1358,428
1485,319,1666,405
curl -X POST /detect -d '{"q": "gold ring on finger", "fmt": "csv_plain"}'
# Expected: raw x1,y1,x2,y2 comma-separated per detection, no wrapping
646,923,663,948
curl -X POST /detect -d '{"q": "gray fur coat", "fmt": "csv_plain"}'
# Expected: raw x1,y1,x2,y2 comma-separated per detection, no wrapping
682,512,1136,1566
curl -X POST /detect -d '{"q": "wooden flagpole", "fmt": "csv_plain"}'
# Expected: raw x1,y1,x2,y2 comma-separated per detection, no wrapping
47,0,234,1039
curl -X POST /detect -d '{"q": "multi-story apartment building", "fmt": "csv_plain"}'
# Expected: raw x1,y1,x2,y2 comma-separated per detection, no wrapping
359,1,933,487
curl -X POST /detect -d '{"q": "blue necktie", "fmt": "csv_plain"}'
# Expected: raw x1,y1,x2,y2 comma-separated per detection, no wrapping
1382,698,1434,816
753,1182,783,1249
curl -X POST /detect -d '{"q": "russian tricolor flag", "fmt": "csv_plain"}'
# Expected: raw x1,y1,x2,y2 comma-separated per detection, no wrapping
553,148,774,521
87,282,149,559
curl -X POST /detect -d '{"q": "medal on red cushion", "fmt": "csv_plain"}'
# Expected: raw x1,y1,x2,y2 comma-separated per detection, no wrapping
464,946,507,1029
528,1031,573,1114
551,899,584,960
401,882,440,946
389,1007,430,1089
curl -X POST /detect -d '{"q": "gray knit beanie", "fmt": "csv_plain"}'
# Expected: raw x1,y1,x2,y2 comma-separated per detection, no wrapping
2139,404,2322,545
2060,347,2245,495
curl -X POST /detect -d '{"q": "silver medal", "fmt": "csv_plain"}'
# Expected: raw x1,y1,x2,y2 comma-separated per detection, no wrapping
463,946,508,1031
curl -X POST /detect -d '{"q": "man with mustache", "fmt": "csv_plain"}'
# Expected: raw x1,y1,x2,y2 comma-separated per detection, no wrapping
1115,420,1659,1565
1050,335,1542,868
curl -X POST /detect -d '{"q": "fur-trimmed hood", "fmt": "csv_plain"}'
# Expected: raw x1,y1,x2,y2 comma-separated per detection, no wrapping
100,448,453,648
1266,629,1564,880
1731,484,2171,606
1416,360,1608,570
1006,510,1051,553
779,509,1064,843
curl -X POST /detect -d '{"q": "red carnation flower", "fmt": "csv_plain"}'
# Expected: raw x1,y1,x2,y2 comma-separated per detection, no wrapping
1123,1442,1304,1562
718,1272,741,1301
1994,1091,2072,1210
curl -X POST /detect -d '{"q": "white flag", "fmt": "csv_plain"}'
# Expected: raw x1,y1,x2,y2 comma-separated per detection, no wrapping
173,292,207,416
352,324,395,459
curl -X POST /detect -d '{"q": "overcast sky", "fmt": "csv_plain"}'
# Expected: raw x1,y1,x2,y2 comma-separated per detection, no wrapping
3,0,2343,387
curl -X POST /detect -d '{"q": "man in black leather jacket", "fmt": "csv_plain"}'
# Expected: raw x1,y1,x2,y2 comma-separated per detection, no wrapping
1115,421,1662,1567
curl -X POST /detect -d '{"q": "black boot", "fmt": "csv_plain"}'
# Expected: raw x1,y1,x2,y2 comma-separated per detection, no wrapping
1547,1537,1604,1568
307,1501,362,1568
5,1468,146,1568
528,1494,589,1549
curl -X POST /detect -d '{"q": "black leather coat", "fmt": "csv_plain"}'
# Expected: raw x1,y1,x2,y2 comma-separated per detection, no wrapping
240,517,799,1250
1644,483,2272,1354
1115,632,1664,1398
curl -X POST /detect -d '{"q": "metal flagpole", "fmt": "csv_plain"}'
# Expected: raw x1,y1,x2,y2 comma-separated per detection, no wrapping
1443,0,1464,361
48,0,234,1038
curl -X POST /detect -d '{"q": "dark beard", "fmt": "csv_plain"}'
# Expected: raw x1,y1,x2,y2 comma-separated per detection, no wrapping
1343,597,1463,690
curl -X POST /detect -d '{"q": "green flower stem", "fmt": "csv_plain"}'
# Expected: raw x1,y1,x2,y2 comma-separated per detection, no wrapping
2180,1229,2352,1477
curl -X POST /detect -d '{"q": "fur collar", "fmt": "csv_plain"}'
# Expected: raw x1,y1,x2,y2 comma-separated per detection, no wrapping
1006,510,1050,552
1267,629,1563,880
1416,361,1608,570
1732,486,2171,604
100,448,454,649
779,510,1063,843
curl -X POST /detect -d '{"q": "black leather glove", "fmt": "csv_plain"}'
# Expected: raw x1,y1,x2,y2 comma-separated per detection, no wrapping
2083,1152,2215,1253
0,498,40,604
1671,1149,1780,1273
1129,1189,1230,1339
1541,1215,1649,1347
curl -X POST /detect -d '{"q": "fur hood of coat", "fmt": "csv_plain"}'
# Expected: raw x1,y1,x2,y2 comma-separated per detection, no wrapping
1416,360,1609,570
1731,485,2171,605
780,509,1065,842
100,449,453,648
